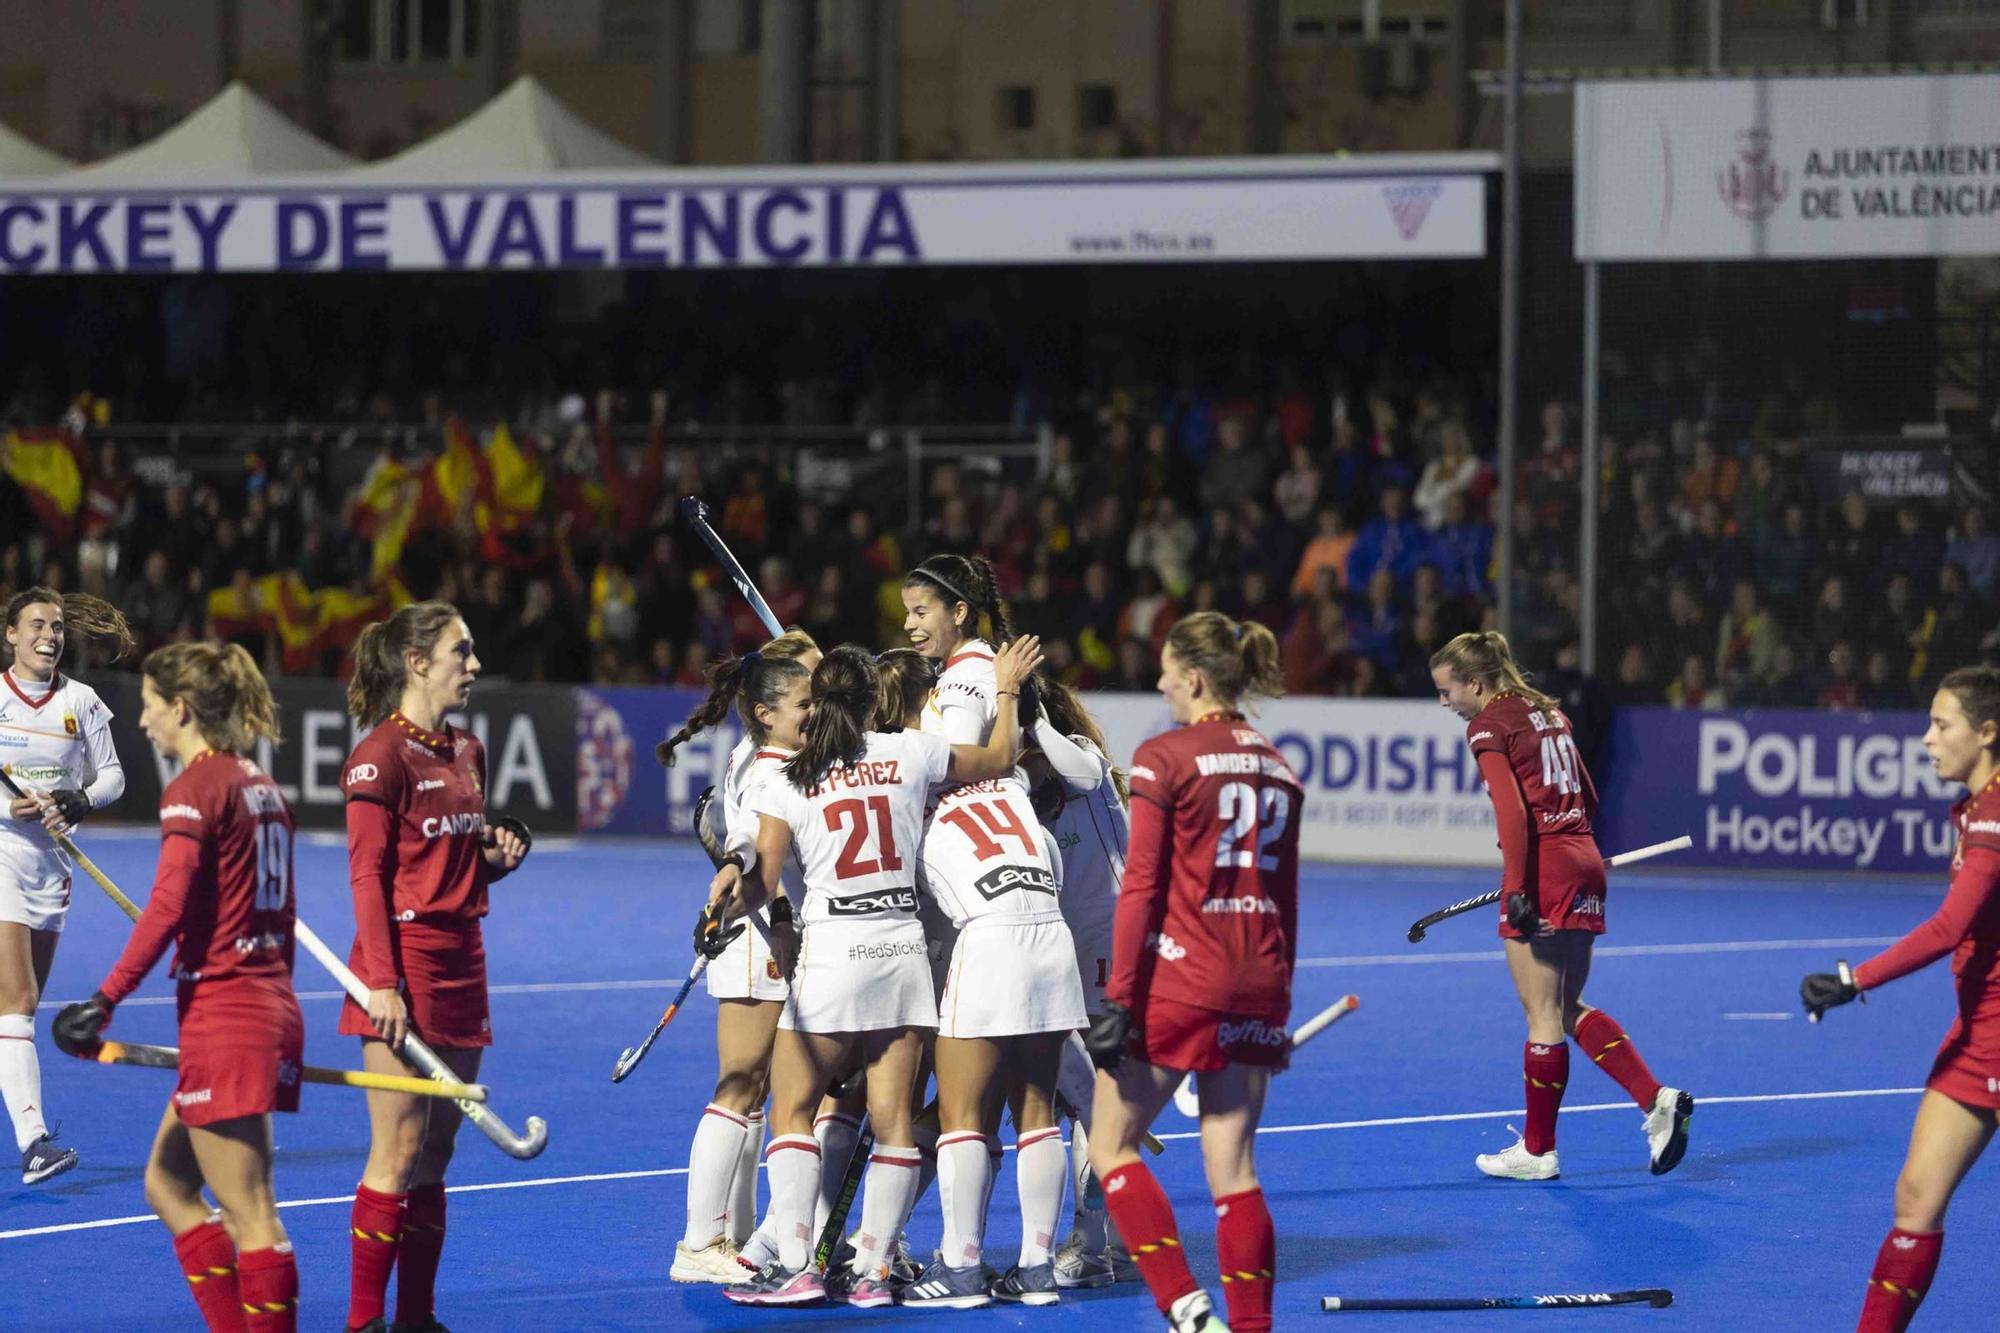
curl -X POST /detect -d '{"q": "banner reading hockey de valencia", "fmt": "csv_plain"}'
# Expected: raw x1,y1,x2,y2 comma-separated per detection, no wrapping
1575,74,2000,260
0,155,1490,275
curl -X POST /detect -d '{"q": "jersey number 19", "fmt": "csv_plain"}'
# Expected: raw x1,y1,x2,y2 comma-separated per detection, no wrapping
254,821,292,912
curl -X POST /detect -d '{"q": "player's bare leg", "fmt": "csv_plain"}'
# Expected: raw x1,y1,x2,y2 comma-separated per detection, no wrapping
0,921,71,1182
1090,1059,1222,1331
1545,932,1690,1172
1479,932,1580,1179
1197,1063,1274,1333
676,997,780,1281
842,1027,924,1305
398,1044,478,1333
1855,1092,1996,1331
190,1114,297,1332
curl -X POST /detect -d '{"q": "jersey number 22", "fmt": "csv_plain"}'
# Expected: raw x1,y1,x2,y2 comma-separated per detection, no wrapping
1215,781,1292,871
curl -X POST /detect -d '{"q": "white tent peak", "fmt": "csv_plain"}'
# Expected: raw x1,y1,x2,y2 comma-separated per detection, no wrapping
0,120,70,177
68,81,353,181
360,74,655,179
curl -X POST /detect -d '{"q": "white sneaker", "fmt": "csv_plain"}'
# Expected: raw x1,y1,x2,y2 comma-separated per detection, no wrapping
1167,1288,1232,1332
1644,1087,1695,1175
1475,1137,1559,1181
670,1236,743,1284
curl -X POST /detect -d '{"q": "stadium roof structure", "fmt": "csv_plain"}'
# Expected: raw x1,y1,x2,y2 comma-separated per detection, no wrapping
66,81,353,180
357,75,656,180
0,119,69,177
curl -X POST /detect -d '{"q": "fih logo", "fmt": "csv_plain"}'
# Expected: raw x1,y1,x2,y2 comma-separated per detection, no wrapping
1716,128,1789,221
1381,182,1442,240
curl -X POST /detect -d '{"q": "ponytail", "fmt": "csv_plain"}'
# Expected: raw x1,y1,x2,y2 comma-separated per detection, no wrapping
873,648,934,731
784,645,879,791
347,600,461,728
1162,612,1285,712
1428,630,1559,710
3,588,136,666
143,641,280,753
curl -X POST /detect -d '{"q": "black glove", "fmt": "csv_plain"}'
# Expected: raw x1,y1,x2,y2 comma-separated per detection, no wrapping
483,814,533,854
1083,1001,1135,1072
1016,671,1043,726
51,992,113,1055
693,901,746,961
1802,961,1862,1021
1504,891,1541,938
1030,777,1065,825
46,789,90,828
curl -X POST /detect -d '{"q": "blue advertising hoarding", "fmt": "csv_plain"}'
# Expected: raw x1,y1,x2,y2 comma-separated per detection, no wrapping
1596,706,1956,874
576,685,736,839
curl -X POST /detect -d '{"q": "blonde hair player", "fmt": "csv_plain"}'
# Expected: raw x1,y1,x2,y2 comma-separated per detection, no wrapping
338,601,533,1333
901,556,1088,1309
0,587,133,1185
656,630,818,1283
53,642,303,1333
1430,630,1693,1181
1800,666,2000,1332
1083,612,1301,1333
710,639,1041,1309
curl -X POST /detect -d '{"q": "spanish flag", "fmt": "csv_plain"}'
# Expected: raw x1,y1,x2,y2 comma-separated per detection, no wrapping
1,427,85,544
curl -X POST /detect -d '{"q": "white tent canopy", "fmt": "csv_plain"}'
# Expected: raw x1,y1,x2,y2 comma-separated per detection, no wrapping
67,81,352,180
359,75,654,179
0,120,69,177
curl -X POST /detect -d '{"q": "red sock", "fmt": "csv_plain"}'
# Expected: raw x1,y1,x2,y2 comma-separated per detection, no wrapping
346,1183,405,1330
395,1183,448,1327
1573,1010,1662,1109
238,1244,299,1333
1214,1188,1276,1333
1100,1162,1200,1315
1857,1228,1942,1332
1523,1042,1569,1156
173,1218,246,1332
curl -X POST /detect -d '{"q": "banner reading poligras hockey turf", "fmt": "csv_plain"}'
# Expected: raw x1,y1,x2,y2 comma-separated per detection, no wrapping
1595,706,1953,874
1083,695,1499,865
0,155,1490,274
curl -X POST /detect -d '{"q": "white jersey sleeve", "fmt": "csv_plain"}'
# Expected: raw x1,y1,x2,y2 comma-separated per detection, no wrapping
0,673,119,851
725,739,804,898
922,642,997,745
1049,756,1129,921
749,731,946,924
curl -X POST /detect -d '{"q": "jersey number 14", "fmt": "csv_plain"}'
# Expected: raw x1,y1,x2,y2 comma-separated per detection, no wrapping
1539,734,1582,796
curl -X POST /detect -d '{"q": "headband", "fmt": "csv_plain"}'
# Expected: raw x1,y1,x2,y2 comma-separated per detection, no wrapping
911,566,981,613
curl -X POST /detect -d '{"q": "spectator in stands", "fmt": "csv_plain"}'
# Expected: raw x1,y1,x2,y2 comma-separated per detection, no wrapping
674,639,711,688
1914,563,1986,696
1349,568,1403,669
460,566,511,655
1110,637,1153,692
647,638,677,686
121,549,192,655
1872,572,1925,674
1650,580,1713,689
1680,435,1740,514
1280,597,1358,697
1820,492,1876,591
1126,496,1196,599
1817,640,1862,711
1272,443,1322,529
1240,497,1299,585
1756,501,1814,611
1520,399,1578,527
1731,449,1783,551
1511,499,1568,579
502,577,581,682
1428,491,1494,600
1324,417,1371,509
1198,415,1270,515
1946,506,2000,602
1291,508,1355,602
1348,486,1427,593
1676,499,1750,601
1879,500,1946,593
1202,507,1254,589
1412,419,1482,530
1114,567,1177,656
1666,654,1725,710
1859,647,1910,711
1392,607,1447,698
1236,569,1286,636
1611,641,1657,706
1736,638,1813,709
588,554,640,657
1714,578,1779,695
1811,575,1860,663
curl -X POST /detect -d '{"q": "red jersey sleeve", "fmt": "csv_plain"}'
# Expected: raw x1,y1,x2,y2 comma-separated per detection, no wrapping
1855,847,2000,991
99,834,203,1004
1107,738,1178,1012
1479,749,1531,898
343,735,405,989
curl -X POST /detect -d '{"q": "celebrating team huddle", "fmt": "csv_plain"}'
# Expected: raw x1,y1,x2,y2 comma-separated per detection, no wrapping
11,524,2000,1331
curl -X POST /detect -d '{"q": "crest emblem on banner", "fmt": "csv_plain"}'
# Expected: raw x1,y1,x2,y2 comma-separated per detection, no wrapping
1716,128,1789,221
1381,181,1443,240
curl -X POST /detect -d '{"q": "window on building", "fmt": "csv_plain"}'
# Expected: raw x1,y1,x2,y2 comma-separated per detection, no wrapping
998,85,1036,132
335,0,483,64
1077,84,1118,133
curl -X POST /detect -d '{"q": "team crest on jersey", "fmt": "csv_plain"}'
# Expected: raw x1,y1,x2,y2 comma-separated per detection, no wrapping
63,713,77,737
470,767,483,795
766,959,782,981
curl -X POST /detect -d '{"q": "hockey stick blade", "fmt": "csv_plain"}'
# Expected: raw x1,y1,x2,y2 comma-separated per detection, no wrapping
1323,1288,1673,1312
1405,835,1693,942
612,957,709,1082
680,495,785,639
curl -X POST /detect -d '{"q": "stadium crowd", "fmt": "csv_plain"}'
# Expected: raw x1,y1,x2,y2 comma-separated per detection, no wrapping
2,367,1994,711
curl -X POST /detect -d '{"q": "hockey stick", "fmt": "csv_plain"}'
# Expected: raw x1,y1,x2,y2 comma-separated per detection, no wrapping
813,1114,874,1273
1322,1288,1673,1312
1405,835,1693,943
1176,993,1360,1117
59,1036,489,1101
611,955,710,1082
681,496,785,639
293,920,549,1160
0,768,145,918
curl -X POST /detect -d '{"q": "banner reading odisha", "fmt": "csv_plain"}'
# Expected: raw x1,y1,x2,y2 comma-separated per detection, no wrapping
1575,74,2000,260
1595,707,1955,874
0,155,1491,275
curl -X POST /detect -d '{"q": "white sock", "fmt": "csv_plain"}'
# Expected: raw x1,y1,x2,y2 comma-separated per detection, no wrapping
1015,1126,1067,1267
936,1131,989,1269
0,1013,48,1152
1057,1031,1097,1127
812,1111,862,1240
681,1103,748,1249
852,1143,921,1278
739,1220,778,1270
979,1137,1004,1245
765,1135,822,1273
728,1111,765,1244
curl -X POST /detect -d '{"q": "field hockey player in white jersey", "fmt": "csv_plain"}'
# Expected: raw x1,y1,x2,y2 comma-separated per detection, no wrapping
1023,675,1140,1290
706,638,1042,1309
0,588,135,1184
656,629,819,1283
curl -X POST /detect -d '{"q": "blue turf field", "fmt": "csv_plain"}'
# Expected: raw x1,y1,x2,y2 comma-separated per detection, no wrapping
0,834,1990,1331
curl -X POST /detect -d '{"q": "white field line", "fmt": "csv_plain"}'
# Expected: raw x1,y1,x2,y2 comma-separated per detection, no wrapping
0,1085,1923,1242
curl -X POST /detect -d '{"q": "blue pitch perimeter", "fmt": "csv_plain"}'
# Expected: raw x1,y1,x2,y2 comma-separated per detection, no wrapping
0,837,1989,1331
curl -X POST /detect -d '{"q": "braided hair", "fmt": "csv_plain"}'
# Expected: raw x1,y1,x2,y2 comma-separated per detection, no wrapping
903,553,1015,648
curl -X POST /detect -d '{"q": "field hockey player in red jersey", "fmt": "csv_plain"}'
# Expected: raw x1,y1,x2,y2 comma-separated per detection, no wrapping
54,642,303,1332
1430,630,1692,1181
1084,611,1303,1333
1801,666,2000,1332
337,602,532,1333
